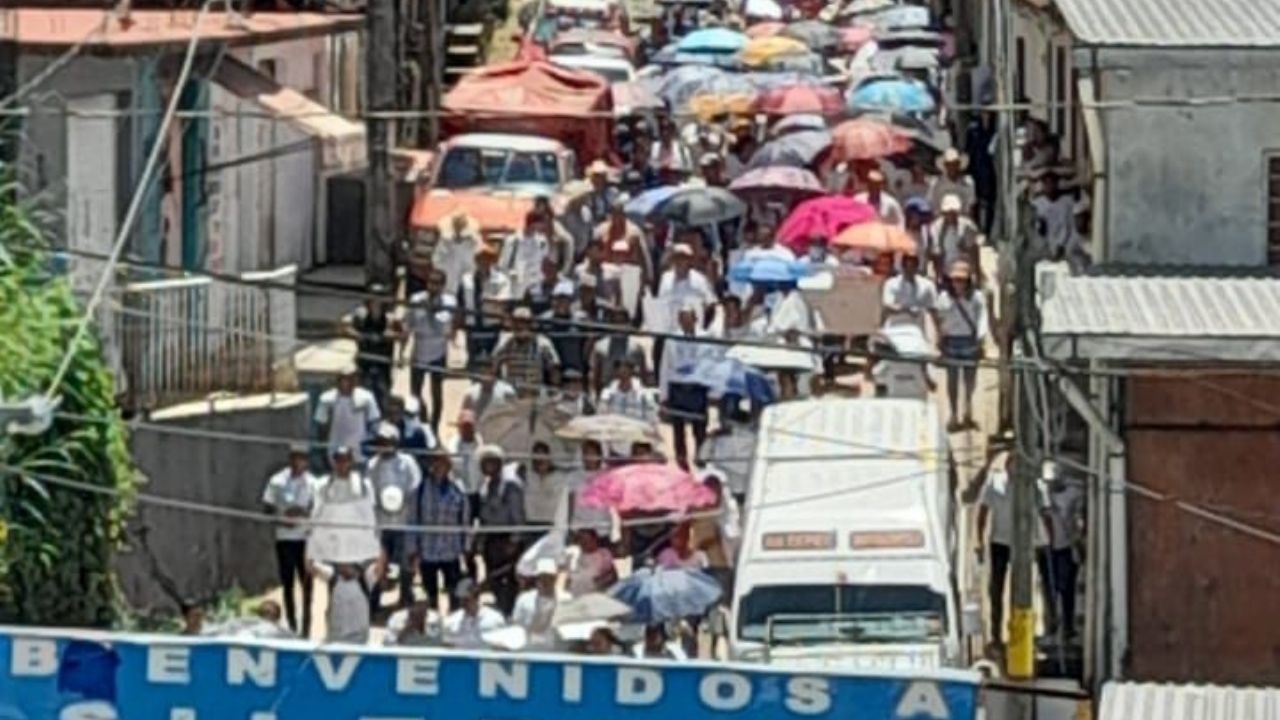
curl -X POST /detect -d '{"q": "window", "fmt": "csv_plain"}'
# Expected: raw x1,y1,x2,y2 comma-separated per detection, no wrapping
1015,37,1026,102
1268,155,1280,266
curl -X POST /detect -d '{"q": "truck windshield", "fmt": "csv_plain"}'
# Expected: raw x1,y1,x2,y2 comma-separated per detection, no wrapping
738,584,946,644
437,148,561,189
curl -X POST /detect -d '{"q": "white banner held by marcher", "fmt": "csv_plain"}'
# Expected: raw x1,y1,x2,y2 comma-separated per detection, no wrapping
307,498,382,564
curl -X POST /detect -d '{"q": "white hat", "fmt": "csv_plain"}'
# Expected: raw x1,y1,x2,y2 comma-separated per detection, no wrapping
671,243,694,257
512,306,534,320
535,557,559,576
375,422,400,442
940,194,962,213
587,159,611,176
478,444,506,462
552,280,576,297
379,485,405,515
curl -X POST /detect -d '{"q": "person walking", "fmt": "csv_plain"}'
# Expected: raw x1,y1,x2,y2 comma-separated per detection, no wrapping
458,243,512,371
403,267,457,436
660,303,713,469
935,261,987,431
475,445,526,615
409,448,469,613
367,423,422,614
977,454,1053,648
261,443,317,637
343,283,398,407
314,365,381,464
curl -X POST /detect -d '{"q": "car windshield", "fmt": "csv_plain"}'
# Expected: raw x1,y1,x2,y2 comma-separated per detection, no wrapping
437,147,561,188
738,584,947,644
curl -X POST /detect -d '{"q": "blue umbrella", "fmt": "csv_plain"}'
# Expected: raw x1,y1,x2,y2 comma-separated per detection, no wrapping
624,186,681,222
673,356,777,405
848,78,936,114
728,256,812,284
657,187,747,225
611,567,723,623
675,27,748,54
747,128,832,170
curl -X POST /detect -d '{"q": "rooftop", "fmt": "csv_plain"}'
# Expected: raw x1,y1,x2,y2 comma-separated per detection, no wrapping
1100,681,1280,720
1039,274,1280,362
1048,0,1280,48
8,9,362,51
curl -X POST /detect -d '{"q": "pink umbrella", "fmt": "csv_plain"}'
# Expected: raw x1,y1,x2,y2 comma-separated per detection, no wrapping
729,165,825,199
754,84,844,116
578,463,716,512
839,25,875,52
777,195,878,253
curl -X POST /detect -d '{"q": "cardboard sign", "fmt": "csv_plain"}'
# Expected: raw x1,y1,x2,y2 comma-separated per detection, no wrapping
306,497,382,564
802,273,884,337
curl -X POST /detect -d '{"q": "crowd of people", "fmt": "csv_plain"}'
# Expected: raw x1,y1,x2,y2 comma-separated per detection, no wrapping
234,0,1098,655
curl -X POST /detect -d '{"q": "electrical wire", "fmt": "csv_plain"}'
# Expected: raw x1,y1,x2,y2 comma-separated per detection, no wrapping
41,0,216,402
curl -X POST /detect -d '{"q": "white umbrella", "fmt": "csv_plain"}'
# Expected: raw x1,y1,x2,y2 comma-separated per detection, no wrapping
727,342,820,371
553,593,633,626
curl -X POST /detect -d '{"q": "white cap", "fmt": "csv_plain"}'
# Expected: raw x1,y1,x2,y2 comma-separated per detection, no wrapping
376,422,400,442
671,243,694,257
940,194,962,213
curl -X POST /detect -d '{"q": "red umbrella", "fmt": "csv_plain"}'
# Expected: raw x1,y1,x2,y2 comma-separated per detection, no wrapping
746,21,786,38
577,463,716,512
831,118,913,160
777,195,878,252
754,84,844,116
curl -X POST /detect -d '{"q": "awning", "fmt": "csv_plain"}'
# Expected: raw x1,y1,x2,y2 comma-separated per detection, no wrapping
213,58,365,173
1039,275,1280,362
1100,682,1280,720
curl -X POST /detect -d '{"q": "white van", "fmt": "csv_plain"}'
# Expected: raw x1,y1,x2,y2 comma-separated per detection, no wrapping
729,398,977,670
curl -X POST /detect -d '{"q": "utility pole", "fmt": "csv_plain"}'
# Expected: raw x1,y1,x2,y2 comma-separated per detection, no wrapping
994,0,1038,690
365,0,398,288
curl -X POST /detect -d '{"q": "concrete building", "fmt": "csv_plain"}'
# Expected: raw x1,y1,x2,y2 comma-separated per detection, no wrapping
1009,0,1280,267
12,9,365,408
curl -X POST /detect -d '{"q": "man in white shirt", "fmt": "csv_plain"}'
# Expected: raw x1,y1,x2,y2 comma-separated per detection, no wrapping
598,357,660,423
661,303,715,469
656,243,717,323
314,365,381,463
928,148,976,214
928,194,981,281
854,170,904,228
261,443,318,637
591,304,650,394
881,253,937,331
512,558,564,649
523,441,569,528
433,211,480,297
501,212,552,300
1030,172,1076,261
402,268,457,436
1037,463,1084,638
366,423,423,614
460,360,519,420
443,578,506,648
935,261,988,430
976,453,1052,646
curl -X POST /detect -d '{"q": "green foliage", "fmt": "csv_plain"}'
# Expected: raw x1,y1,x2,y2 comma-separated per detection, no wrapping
0,189,136,627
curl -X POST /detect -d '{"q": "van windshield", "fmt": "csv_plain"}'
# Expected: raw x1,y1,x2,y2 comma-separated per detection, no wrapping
738,584,946,644
437,148,561,189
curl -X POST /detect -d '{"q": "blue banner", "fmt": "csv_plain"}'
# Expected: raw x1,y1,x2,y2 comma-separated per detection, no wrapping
0,627,979,720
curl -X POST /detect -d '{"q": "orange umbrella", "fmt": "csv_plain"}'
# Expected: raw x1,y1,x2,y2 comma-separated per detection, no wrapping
832,222,918,255
830,118,913,160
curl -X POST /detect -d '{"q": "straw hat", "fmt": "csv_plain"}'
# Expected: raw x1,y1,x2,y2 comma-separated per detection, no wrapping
939,193,963,213
948,260,973,280
587,159,611,176
936,147,969,171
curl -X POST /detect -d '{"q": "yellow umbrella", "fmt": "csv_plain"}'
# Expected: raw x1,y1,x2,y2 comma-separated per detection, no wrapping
738,35,809,67
688,92,756,122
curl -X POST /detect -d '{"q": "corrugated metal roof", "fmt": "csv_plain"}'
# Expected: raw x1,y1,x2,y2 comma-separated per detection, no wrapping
1039,275,1280,362
1100,682,1280,720
1052,0,1280,47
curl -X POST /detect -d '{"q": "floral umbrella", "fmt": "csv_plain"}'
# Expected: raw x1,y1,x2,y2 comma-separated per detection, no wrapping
578,463,717,512
830,117,913,160
729,165,825,199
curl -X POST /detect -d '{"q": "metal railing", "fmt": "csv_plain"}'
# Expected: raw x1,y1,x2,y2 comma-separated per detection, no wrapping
114,265,298,411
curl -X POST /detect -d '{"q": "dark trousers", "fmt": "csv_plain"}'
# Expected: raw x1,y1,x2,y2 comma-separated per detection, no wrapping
274,540,312,637
410,356,447,436
359,361,392,409
371,531,413,615
419,559,462,613
988,541,1011,641
467,331,499,371
1047,547,1079,635
482,539,521,616
1035,547,1056,631
464,492,482,579
667,382,708,468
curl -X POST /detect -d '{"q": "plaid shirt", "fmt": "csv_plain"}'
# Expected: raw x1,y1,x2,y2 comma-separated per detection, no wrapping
412,475,469,562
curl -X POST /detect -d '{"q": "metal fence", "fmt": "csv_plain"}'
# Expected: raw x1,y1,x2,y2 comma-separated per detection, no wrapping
114,265,297,411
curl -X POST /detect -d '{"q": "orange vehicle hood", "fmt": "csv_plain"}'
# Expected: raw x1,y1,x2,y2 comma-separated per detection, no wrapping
410,189,540,234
